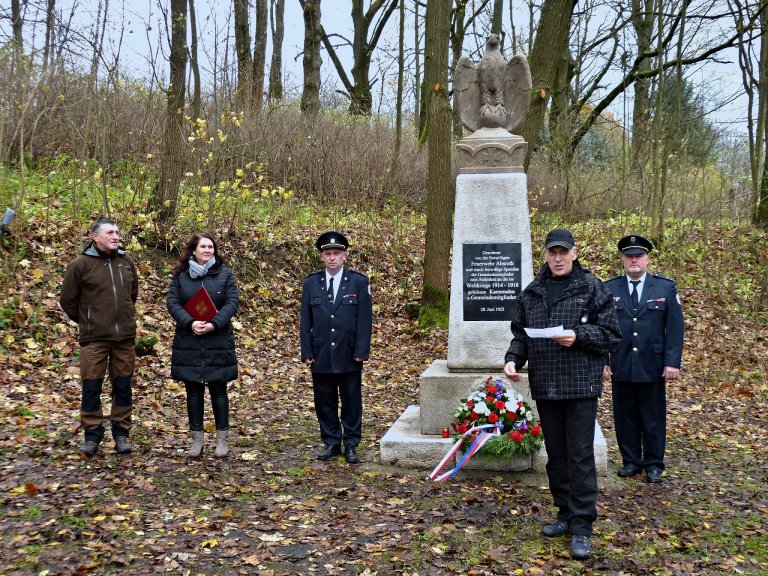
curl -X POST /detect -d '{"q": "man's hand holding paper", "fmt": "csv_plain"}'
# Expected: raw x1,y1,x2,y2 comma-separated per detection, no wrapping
524,326,576,347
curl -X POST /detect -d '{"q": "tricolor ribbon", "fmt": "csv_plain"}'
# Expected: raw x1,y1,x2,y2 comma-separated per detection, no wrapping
429,424,501,482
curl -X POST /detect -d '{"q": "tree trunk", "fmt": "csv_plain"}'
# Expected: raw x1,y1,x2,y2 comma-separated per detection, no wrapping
234,0,252,109
491,0,503,39
268,0,285,101
306,0,398,115
753,6,768,224
349,0,372,114
420,0,452,328
390,0,405,185
252,0,268,109
650,1,667,244
189,0,201,121
152,0,188,224
518,0,577,169
301,0,322,115
548,47,575,179
414,0,421,138
11,0,23,49
631,0,654,172
43,0,55,70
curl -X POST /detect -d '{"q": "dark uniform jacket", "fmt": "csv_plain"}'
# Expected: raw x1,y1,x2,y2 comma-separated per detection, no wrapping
300,268,372,373
604,273,684,382
60,243,138,344
504,260,622,401
166,260,239,384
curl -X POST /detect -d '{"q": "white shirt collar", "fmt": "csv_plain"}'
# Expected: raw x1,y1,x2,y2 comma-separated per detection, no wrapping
325,267,344,284
626,272,647,286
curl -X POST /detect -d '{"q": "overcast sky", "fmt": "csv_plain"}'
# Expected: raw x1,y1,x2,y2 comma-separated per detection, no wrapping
1,0,751,133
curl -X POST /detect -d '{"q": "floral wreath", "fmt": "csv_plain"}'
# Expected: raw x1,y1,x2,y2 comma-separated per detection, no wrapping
451,376,544,461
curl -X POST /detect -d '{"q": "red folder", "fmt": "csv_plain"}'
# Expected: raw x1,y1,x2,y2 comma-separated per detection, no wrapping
184,286,218,322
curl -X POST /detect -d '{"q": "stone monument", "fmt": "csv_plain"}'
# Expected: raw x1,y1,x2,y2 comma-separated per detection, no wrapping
380,35,607,475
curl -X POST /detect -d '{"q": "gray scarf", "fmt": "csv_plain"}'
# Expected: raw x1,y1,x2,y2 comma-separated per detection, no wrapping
188,256,217,279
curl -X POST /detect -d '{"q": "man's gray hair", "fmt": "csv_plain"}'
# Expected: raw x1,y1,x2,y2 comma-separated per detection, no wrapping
91,217,117,234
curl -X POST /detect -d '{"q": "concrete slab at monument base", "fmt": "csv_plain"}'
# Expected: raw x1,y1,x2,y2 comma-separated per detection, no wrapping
380,404,609,476
419,360,536,435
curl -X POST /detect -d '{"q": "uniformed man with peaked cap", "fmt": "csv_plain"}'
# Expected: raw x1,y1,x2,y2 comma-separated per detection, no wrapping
604,234,684,484
300,231,372,464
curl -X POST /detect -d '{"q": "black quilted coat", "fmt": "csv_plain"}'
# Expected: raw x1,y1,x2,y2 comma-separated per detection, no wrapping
166,260,239,384
504,260,622,401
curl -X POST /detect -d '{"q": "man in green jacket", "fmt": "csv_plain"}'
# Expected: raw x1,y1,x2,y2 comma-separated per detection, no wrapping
60,218,138,457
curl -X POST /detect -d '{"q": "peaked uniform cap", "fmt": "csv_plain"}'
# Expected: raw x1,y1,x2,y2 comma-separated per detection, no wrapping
618,234,653,255
316,231,349,251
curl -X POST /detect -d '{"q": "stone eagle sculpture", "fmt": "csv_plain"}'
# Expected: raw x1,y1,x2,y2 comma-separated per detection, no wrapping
454,34,532,133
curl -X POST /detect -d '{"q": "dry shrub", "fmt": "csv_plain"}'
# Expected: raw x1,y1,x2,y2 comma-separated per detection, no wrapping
237,104,427,208
1,54,426,210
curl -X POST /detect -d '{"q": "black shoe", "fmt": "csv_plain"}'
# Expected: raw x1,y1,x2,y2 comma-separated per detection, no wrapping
617,464,642,478
115,436,132,454
316,445,342,460
570,535,592,560
541,520,569,537
645,467,663,483
80,440,100,457
343,446,359,464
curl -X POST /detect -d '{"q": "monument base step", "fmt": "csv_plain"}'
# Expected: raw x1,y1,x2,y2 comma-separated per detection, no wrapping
379,404,608,476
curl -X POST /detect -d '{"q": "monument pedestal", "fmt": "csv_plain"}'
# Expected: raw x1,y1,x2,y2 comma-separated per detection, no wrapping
378,128,607,477
379,360,608,476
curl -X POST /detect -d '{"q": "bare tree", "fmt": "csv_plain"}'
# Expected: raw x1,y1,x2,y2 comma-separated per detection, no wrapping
631,0,655,171
10,0,23,49
420,0,452,327
491,0,503,37
519,0,577,169
43,0,55,70
152,0,188,224
252,0,268,109
189,0,201,121
234,0,252,108
414,0,422,137
391,0,405,182
301,0,322,115
300,0,399,115
268,0,286,101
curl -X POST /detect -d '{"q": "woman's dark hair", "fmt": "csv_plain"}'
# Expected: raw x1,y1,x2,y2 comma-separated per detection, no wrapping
173,232,226,274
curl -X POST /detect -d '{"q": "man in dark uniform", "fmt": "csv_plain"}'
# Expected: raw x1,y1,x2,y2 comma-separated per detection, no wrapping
604,234,684,484
300,231,372,464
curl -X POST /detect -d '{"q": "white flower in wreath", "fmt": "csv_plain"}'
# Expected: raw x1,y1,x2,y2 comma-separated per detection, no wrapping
473,403,491,416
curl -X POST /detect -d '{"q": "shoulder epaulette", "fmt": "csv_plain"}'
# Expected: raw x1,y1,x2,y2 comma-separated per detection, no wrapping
652,273,676,283
604,275,624,283
305,270,324,280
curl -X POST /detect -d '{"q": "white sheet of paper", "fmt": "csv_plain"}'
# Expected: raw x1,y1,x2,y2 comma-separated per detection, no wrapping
524,326,575,338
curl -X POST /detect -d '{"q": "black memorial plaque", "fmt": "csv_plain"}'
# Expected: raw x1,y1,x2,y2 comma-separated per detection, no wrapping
463,243,522,321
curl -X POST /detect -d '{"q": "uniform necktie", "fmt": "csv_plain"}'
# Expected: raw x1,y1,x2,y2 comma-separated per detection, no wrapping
630,280,640,309
327,277,334,303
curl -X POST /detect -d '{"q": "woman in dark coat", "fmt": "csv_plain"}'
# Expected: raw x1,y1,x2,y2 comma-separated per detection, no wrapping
166,232,239,458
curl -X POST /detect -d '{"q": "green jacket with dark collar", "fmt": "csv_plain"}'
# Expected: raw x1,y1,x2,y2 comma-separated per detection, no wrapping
60,242,138,344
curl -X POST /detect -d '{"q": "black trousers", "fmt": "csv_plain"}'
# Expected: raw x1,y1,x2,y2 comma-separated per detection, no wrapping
537,398,598,537
612,379,666,471
312,370,362,448
185,381,229,431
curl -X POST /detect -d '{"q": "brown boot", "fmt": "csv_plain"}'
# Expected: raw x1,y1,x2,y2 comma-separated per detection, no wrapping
214,430,228,458
189,431,204,458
